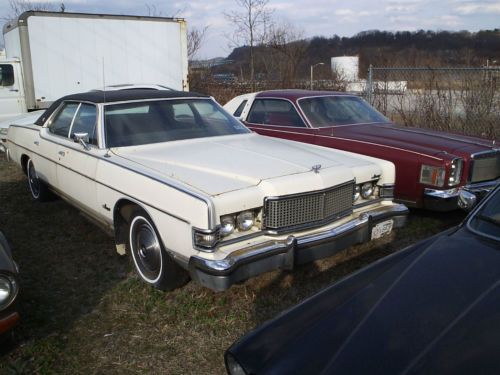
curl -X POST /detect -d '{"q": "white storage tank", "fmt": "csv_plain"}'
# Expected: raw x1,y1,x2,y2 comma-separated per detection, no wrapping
331,56,359,82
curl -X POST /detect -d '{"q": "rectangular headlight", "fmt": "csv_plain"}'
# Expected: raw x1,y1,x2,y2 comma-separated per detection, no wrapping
0,128,7,137
420,165,445,187
448,158,463,187
192,227,221,252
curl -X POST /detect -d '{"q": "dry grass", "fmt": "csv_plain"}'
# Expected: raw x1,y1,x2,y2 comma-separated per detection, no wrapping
0,155,463,374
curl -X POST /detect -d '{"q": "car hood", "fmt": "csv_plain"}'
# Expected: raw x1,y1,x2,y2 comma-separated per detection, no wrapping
229,228,500,374
111,133,377,196
329,123,498,158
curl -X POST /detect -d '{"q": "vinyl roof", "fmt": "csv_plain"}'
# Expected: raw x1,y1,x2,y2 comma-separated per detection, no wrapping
35,90,209,125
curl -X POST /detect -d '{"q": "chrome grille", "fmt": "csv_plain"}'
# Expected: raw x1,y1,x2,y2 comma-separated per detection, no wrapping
469,151,500,183
264,181,354,232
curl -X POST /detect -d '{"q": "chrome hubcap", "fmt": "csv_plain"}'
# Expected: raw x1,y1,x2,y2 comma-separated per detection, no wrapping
130,217,162,282
28,161,40,198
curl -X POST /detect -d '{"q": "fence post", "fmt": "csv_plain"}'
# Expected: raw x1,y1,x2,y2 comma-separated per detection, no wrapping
367,64,373,104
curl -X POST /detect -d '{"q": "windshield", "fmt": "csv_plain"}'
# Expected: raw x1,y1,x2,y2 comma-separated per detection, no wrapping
298,96,389,127
104,99,250,147
468,187,500,241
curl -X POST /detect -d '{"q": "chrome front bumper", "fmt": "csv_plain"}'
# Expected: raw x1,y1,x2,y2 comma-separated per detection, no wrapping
188,204,409,291
424,179,499,211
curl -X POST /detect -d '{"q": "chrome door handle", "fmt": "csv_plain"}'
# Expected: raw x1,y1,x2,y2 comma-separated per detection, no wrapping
9,89,19,92
58,151,66,157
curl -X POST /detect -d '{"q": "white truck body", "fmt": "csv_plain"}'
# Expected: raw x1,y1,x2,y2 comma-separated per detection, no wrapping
0,11,188,121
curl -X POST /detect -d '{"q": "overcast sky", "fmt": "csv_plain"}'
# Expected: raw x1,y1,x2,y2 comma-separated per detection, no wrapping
1,0,499,59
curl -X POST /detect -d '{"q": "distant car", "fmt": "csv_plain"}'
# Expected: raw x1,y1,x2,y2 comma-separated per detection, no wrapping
0,232,19,338
5,89,407,291
225,184,500,375
224,90,500,211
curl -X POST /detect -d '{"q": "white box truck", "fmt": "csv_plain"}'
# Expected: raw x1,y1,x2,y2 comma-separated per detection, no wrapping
0,11,189,122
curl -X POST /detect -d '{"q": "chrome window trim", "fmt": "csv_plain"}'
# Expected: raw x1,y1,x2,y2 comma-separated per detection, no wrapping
67,102,81,137
44,100,102,150
247,97,310,128
296,94,390,128
466,185,500,242
67,102,100,147
46,101,80,139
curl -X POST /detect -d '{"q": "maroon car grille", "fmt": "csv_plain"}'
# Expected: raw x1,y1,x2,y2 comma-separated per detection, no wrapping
263,181,354,232
469,151,500,183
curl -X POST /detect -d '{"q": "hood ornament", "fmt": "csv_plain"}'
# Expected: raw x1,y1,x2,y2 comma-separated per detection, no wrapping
311,164,322,173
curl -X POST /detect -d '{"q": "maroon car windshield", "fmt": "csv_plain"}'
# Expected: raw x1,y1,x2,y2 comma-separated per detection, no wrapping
298,96,389,127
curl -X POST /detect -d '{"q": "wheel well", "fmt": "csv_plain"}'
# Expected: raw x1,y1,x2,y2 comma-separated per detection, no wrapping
21,154,30,175
113,199,141,255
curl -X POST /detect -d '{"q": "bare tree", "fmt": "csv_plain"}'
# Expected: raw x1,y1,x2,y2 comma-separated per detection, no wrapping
187,26,208,60
265,21,307,86
224,0,273,88
3,0,56,20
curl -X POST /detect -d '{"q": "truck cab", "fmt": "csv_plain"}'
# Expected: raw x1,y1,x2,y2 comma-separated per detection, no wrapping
0,59,26,121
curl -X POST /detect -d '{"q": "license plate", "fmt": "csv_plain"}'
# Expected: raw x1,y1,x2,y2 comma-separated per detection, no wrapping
371,219,394,240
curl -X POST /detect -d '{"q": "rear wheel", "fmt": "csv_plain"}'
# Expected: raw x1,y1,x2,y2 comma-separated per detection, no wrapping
26,159,52,202
128,209,189,291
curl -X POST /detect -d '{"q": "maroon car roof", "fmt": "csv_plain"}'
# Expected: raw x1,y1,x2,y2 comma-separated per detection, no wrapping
255,90,353,101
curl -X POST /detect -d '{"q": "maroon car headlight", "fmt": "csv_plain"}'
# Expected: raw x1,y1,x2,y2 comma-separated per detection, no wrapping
448,158,463,187
420,165,445,187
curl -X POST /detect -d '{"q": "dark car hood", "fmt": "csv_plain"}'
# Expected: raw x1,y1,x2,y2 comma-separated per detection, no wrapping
329,123,498,158
228,228,500,374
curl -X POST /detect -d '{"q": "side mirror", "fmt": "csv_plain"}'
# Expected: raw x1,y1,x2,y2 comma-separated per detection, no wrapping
458,189,477,212
74,132,91,151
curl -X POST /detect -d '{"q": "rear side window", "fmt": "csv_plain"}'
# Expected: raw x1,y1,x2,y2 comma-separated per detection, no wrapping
70,104,98,145
233,100,248,117
49,102,79,138
0,64,14,87
247,99,305,127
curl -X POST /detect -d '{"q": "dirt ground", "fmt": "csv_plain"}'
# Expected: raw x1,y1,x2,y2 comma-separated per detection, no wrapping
0,155,464,374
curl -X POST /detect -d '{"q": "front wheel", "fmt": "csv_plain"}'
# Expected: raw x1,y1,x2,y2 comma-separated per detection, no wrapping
26,159,52,202
128,209,189,291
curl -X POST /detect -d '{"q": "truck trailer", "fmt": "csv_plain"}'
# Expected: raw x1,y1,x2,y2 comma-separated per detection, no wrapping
0,11,189,121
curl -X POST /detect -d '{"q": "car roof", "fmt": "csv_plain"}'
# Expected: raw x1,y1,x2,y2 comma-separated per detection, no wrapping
60,89,208,104
35,89,210,125
255,89,353,101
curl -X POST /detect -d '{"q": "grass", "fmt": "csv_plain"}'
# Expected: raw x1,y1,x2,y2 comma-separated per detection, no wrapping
0,155,464,374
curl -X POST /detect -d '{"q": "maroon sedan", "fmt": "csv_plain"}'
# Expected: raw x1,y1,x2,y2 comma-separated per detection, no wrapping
224,90,499,211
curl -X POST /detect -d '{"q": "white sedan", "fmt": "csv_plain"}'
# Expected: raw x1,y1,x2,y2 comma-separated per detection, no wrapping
5,89,408,291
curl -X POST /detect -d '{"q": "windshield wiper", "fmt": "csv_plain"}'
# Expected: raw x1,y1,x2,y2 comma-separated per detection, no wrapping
475,214,500,228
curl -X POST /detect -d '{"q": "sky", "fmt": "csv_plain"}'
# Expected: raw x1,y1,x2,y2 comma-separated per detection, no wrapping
0,0,499,59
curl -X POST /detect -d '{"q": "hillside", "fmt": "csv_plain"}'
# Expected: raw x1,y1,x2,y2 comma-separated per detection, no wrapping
216,29,500,80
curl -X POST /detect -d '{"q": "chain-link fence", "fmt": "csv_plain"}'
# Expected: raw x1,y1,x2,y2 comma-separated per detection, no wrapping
366,67,500,139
